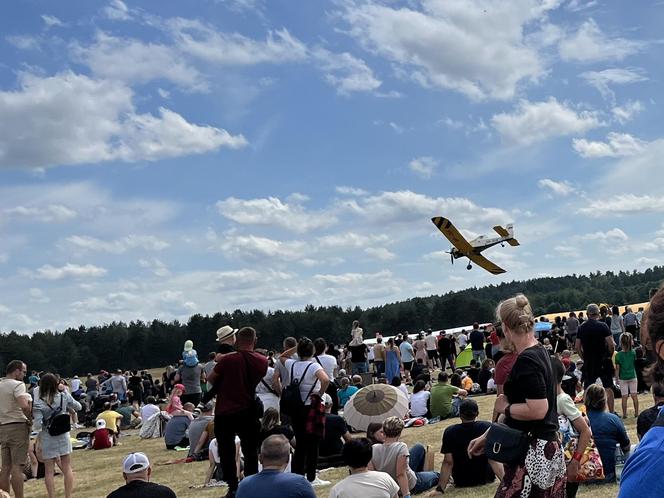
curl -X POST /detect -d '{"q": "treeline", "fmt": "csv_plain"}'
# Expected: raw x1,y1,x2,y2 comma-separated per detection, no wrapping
2,266,662,376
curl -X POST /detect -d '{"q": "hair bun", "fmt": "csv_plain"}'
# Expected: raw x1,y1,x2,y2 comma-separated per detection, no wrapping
515,294,529,309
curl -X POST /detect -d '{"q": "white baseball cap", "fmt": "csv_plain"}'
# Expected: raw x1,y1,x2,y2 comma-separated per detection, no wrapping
122,452,150,474
321,393,333,406
96,419,106,430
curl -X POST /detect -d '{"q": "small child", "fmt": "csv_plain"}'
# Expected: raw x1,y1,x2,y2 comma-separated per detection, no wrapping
560,350,572,370
543,338,553,353
615,332,639,418
182,340,199,367
166,384,185,414
90,419,112,450
350,320,364,346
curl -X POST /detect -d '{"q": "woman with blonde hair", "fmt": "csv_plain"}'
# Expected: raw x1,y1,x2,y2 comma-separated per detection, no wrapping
469,294,566,497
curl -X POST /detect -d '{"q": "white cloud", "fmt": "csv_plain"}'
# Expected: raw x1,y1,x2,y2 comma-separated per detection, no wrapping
6,35,40,50
578,195,664,216
492,98,601,146
28,288,50,304
611,101,644,124
41,15,64,28
313,48,381,95
3,205,77,223
104,0,131,21
216,196,336,233
157,88,170,99
580,228,628,241
537,179,576,196
138,258,171,277
335,186,369,196
580,68,647,100
217,234,307,262
565,0,598,11
66,235,169,254
317,232,388,250
364,247,396,261
167,18,307,65
554,245,580,258
341,0,558,100
34,263,108,280
314,269,392,286
0,253,8,264
572,132,646,158
559,19,645,63
408,156,438,179
72,32,207,91
0,72,246,169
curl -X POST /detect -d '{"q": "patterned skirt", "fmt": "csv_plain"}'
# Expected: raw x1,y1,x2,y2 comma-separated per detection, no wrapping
495,439,567,498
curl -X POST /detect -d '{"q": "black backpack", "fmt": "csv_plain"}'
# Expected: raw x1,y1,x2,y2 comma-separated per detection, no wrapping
280,362,317,417
45,395,71,437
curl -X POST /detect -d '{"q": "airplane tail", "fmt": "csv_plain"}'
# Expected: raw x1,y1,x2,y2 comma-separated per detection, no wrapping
505,224,520,246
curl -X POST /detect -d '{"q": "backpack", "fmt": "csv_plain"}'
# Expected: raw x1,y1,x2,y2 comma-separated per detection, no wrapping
45,394,71,437
280,362,317,417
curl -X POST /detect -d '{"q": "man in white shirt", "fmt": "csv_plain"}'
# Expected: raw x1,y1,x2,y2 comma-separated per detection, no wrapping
424,330,440,369
329,438,399,498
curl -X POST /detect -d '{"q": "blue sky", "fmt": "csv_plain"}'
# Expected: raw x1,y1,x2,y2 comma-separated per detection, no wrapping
1,0,663,333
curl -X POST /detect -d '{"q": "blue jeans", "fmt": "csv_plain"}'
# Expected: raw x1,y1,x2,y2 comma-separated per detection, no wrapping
352,362,368,374
409,443,440,494
472,350,486,363
374,361,385,376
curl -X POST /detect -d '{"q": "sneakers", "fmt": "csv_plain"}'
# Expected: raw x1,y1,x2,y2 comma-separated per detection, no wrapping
310,477,331,487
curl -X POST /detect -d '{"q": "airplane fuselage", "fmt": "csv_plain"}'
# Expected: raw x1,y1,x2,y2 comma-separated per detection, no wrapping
451,234,509,259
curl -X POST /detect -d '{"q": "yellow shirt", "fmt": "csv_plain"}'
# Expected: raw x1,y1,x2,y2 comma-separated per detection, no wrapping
97,410,123,433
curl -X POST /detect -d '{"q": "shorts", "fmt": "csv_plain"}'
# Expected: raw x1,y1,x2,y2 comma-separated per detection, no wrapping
403,361,413,371
583,359,614,389
0,422,30,467
427,350,438,359
620,378,638,395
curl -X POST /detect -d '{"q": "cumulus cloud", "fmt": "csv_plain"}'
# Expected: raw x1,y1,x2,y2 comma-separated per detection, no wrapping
317,232,388,249
34,263,108,280
138,258,171,277
408,157,438,179
335,186,369,196
312,47,381,95
217,234,307,262
6,35,40,50
537,179,576,196
578,195,664,216
0,72,246,169
580,68,647,101
340,0,557,100
104,0,132,21
364,247,396,261
66,235,169,253
559,19,645,62
3,205,77,223
611,101,644,124
216,195,336,233
492,98,601,146
41,15,64,28
572,132,646,158
580,228,628,241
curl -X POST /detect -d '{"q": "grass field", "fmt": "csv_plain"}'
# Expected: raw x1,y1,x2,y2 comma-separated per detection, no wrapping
24,385,646,498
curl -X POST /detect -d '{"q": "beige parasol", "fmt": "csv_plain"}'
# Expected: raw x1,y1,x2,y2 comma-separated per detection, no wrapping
343,384,409,431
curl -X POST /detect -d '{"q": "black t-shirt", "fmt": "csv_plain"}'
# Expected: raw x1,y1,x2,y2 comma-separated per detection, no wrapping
467,367,480,383
469,330,484,351
503,344,558,440
441,420,494,487
577,319,611,367
217,343,235,354
86,378,98,391
478,369,492,393
259,425,295,447
319,414,347,456
411,363,425,380
637,402,664,439
128,376,143,390
107,480,177,498
438,337,452,356
349,344,367,363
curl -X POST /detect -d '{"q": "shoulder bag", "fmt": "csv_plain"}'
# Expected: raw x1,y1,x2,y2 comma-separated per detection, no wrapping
484,422,531,464
45,394,71,437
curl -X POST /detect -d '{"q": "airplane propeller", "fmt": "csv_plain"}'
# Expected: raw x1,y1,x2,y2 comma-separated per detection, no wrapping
445,248,454,264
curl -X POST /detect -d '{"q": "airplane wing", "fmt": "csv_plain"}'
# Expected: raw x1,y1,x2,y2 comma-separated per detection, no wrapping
466,252,506,275
493,225,509,237
507,238,520,247
432,217,473,253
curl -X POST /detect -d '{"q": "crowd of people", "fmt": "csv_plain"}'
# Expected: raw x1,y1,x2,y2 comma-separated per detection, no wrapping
2,288,664,498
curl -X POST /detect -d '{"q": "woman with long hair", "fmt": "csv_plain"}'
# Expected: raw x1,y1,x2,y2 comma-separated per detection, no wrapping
384,338,401,386
469,294,566,497
610,305,625,349
32,373,81,498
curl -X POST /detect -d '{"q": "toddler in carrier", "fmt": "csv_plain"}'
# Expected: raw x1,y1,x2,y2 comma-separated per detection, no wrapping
183,340,199,367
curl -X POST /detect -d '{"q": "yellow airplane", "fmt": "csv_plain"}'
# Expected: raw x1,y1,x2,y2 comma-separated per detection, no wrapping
432,216,520,275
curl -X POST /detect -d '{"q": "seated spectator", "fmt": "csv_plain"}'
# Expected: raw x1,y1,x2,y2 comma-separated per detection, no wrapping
330,438,399,498
409,380,431,418
466,360,480,383
410,359,428,383
637,383,664,440
449,373,462,389
318,394,352,468
164,403,194,450
390,376,409,400
430,372,467,419
259,408,295,448
96,402,124,445
368,416,439,496
165,384,185,415
585,384,630,482
90,419,113,450
461,373,473,392
205,436,242,486
188,402,215,459
352,375,365,389
436,399,501,492
366,422,385,445
106,452,176,498
486,371,496,393
337,377,359,409
477,359,494,393
116,400,142,430
236,435,316,498
140,396,160,422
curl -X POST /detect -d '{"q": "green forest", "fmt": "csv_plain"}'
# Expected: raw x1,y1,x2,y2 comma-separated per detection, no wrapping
2,266,662,376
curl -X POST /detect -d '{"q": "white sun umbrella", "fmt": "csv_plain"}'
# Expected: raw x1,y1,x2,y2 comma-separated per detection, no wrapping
343,384,409,432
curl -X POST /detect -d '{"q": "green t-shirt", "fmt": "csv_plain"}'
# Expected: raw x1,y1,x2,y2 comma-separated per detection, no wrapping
615,350,636,380
430,383,459,418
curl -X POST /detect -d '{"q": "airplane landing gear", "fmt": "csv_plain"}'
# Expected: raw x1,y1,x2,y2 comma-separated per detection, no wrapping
466,263,472,270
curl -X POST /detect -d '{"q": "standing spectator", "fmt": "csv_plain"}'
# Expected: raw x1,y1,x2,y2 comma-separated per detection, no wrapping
637,383,664,440
314,338,339,414
256,351,281,414
457,330,468,351
127,371,143,405
488,325,501,358
615,332,639,418
437,399,501,492
329,438,399,498
585,384,630,482
469,294,566,497
84,373,99,411
610,305,625,349
106,452,176,498
275,337,298,393
174,359,205,407
566,312,580,350
424,330,440,369
373,337,386,378
348,340,369,375
32,373,81,498
437,331,456,372
384,338,401,385
236,435,315,498
0,360,31,498
624,307,638,335
208,326,268,498
469,323,486,363
399,338,415,384
413,333,428,366
103,370,128,402
430,372,466,419
279,337,331,486
576,303,616,413
203,352,217,392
